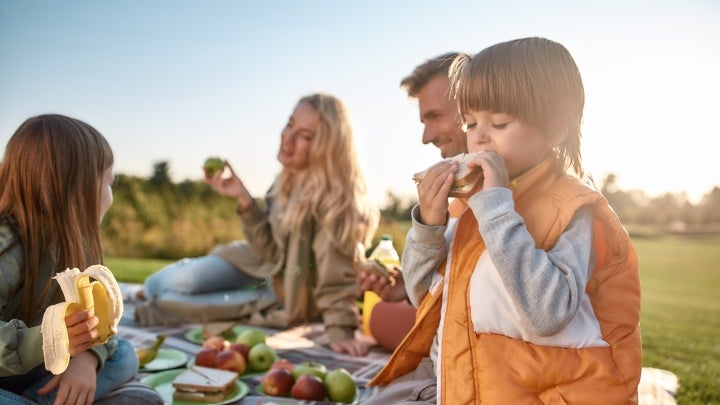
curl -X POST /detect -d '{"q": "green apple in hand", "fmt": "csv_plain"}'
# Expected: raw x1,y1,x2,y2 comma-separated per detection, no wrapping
247,343,276,371
324,368,356,403
203,157,225,177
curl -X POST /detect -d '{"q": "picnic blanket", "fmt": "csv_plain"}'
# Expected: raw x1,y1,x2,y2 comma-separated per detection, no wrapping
118,284,679,404
118,283,389,404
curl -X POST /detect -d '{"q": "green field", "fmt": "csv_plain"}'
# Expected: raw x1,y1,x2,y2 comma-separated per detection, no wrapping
107,234,720,404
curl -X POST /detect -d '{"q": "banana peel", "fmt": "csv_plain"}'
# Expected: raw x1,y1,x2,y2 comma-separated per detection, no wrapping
41,265,123,375
136,334,167,367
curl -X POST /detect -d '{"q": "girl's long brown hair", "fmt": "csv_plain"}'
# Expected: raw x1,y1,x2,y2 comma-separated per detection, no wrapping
0,114,113,324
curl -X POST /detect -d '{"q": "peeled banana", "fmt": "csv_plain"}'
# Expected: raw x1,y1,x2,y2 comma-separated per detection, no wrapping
41,265,123,375
136,334,167,367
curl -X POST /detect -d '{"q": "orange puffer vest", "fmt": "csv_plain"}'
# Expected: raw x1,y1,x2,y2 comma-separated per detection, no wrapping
370,158,641,404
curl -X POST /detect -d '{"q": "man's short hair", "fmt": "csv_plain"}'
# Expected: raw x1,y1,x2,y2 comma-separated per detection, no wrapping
400,52,461,98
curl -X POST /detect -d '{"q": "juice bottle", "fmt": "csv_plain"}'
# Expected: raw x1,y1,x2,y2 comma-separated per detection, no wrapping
362,235,400,336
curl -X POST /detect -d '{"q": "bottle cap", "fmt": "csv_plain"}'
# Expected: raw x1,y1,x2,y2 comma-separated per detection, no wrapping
381,234,392,241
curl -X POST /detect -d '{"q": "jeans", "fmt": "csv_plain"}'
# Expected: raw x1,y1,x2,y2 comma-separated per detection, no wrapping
143,255,270,305
0,338,138,405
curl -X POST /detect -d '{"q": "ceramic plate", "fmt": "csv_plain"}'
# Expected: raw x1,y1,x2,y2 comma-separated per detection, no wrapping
139,348,188,372
184,325,257,344
141,369,249,405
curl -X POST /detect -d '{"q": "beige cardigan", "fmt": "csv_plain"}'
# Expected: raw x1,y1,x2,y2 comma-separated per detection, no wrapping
133,181,367,342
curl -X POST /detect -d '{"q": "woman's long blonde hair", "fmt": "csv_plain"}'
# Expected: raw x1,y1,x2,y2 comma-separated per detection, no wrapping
0,114,113,324
275,94,378,255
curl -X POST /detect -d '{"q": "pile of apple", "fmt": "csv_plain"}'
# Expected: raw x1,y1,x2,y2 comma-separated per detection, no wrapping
194,329,277,375
262,359,356,403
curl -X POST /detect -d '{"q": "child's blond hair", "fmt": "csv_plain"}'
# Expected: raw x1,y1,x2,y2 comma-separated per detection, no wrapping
450,37,585,177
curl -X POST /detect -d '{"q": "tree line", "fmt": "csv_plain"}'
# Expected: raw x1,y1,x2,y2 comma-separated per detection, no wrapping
101,162,720,259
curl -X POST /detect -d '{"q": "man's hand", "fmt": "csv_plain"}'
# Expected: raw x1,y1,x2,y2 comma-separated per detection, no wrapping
357,268,408,302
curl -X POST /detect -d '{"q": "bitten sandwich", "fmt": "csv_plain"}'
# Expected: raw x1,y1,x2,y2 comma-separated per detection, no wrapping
412,152,483,198
172,365,238,403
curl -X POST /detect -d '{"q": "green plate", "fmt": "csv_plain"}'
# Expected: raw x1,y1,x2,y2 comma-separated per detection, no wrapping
141,369,249,405
139,348,188,372
184,325,257,344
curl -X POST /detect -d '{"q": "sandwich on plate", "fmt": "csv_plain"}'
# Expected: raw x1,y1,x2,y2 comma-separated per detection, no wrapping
172,365,238,403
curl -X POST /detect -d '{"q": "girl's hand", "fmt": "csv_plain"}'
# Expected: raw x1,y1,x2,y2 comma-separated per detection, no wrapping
37,351,98,405
329,337,370,357
64,310,99,356
417,160,457,226
466,151,510,193
204,161,253,208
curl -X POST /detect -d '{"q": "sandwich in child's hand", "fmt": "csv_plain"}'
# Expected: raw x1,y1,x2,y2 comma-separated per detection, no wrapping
172,365,238,403
412,152,483,198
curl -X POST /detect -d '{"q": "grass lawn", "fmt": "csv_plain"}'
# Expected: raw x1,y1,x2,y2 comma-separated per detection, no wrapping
633,234,720,404
106,234,720,403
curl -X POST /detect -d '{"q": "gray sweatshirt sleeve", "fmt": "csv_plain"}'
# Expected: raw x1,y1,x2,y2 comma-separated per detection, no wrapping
468,187,594,336
402,205,450,307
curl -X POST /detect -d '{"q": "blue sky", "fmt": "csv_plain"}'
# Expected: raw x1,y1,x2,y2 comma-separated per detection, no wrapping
1,0,719,205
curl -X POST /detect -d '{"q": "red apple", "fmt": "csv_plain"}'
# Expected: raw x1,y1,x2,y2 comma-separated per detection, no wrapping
194,347,218,368
269,358,295,373
215,349,247,374
262,368,294,397
226,342,249,362
291,374,327,401
202,335,227,351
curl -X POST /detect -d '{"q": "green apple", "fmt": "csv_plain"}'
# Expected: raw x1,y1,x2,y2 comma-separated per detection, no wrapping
291,361,327,380
235,328,267,348
203,157,225,177
324,368,356,403
247,343,276,372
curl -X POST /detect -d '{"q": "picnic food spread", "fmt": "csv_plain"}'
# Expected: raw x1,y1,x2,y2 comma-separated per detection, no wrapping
258,358,357,403
41,265,123,374
413,152,483,198
194,328,277,375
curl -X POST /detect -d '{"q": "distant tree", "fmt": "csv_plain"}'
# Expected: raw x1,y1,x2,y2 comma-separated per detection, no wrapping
700,186,720,224
149,161,172,187
380,191,415,221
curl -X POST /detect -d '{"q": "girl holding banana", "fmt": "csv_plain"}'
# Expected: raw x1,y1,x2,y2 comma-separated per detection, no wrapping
0,115,162,405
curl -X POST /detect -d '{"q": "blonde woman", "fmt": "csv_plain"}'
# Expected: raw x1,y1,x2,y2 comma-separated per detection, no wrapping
135,93,379,356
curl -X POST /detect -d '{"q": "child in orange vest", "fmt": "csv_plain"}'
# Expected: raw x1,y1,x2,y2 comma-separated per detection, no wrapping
366,37,641,404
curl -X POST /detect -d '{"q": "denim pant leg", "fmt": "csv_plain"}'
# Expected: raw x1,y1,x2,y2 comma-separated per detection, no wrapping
4,366,57,405
94,338,137,399
0,390,40,405
143,255,267,301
